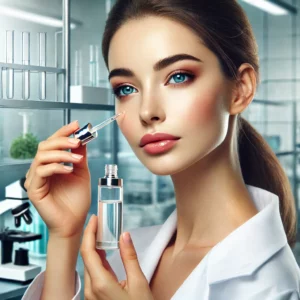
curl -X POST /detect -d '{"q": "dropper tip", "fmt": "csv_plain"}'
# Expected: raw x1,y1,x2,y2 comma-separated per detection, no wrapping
116,111,126,117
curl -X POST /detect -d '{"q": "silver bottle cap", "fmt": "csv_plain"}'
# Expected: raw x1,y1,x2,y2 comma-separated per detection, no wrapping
73,123,98,145
99,164,123,187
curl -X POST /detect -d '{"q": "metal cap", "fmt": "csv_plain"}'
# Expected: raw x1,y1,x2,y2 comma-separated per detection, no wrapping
99,164,123,187
99,178,123,187
73,123,98,145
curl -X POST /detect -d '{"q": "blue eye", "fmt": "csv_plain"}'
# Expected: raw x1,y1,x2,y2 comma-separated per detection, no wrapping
168,73,192,84
113,85,137,98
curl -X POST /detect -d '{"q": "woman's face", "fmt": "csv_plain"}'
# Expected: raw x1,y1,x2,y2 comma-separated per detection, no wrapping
108,16,234,176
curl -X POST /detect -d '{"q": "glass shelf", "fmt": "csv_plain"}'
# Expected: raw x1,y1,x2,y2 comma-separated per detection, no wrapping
0,99,114,110
0,62,65,74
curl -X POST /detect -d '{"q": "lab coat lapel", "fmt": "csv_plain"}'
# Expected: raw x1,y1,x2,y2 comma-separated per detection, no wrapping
128,185,288,295
139,208,177,283
206,185,288,285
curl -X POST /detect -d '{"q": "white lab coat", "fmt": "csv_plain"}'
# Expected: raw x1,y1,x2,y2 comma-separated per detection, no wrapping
22,184,300,299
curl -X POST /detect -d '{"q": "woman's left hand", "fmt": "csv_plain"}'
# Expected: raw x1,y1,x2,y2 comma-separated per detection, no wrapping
80,214,154,300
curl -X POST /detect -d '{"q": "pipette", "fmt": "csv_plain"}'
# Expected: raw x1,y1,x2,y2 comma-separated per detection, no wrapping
90,112,123,134
73,111,125,145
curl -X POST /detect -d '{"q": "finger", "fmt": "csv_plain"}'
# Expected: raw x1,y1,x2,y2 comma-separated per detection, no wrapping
81,215,125,298
25,143,84,190
25,135,81,187
47,120,80,140
95,249,119,282
34,163,74,180
119,280,127,290
80,215,117,284
28,148,84,191
28,163,73,195
37,137,81,152
46,120,89,174
32,150,83,165
70,141,88,173
84,267,96,300
37,137,88,172
120,232,147,287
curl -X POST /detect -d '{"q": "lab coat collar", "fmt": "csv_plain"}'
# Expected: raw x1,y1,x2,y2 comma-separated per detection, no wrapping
140,184,288,285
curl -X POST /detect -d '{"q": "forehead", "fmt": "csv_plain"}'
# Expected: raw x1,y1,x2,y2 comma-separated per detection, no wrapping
108,16,212,70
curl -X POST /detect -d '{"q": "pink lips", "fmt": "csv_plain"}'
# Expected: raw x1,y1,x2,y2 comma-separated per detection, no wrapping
139,133,180,155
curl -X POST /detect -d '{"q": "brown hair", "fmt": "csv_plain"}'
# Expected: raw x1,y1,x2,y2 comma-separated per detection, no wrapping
102,0,297,248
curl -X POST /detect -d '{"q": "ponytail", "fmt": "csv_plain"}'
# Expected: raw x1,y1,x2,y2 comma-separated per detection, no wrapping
238,116,297,249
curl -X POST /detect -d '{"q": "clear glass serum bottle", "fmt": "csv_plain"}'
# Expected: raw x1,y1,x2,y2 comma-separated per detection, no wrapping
96,164,123,250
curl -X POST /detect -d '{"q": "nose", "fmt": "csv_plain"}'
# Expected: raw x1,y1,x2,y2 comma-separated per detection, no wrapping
139,94,166,126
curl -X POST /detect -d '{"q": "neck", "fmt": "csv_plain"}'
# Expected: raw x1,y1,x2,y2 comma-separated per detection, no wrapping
169,141,258,259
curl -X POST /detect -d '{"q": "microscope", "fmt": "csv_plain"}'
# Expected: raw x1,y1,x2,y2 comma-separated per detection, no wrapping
0,177,42,283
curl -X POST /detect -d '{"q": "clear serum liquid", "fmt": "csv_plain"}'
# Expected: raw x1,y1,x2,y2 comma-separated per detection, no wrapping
96,164,123,250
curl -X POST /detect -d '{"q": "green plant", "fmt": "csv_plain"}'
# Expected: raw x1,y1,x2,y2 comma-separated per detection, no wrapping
10,132,39,159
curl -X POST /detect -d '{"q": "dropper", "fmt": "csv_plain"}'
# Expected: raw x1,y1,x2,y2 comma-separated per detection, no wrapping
73,111,125,145
90,112,124,134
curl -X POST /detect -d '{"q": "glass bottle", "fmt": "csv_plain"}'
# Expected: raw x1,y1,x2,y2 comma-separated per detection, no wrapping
96,164,123,250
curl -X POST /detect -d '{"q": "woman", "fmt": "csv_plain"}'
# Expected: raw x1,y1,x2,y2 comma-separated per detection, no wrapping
22,0,300,299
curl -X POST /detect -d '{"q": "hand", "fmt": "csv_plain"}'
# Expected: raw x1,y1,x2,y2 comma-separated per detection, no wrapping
24,120,91,239
80,215,154,300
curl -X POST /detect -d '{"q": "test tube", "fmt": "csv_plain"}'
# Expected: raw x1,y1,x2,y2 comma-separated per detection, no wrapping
22,32,30,100
95,45,100,87
74,50,82,85
38,32,46,100
105,0,112,18
89,45,96,87
6,30,14,99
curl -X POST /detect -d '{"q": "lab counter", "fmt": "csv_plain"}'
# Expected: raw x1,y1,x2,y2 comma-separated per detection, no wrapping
0,253,86,300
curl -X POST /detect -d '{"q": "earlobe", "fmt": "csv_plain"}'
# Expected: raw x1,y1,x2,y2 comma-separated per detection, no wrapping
229,63,256,115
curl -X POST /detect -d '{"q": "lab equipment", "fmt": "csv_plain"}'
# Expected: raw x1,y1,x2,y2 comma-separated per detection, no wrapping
38,32,46,100
0,178,42,282
89,44,96,86
70,85,112,104
96,164,123,250
95,45,100,86
22,32,30,100
6,30,14,99
73,111,124,145
18,111,33,137
74,49,82,85
105,0,112,17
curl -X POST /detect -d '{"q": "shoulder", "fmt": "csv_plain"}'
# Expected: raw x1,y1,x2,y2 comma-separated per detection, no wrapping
254,244,300,291
209,244,300,299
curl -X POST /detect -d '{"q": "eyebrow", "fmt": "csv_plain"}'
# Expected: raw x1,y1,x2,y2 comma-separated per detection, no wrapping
108,53,203,81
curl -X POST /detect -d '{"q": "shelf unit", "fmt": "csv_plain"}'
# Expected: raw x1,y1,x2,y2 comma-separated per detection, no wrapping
0,0,119,179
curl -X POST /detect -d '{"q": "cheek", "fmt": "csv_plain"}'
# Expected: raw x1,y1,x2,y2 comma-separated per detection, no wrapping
180,93,220,128
116,105,136,143
119,120,131,138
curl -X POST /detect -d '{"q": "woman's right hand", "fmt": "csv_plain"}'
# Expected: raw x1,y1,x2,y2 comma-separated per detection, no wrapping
24,120,91,240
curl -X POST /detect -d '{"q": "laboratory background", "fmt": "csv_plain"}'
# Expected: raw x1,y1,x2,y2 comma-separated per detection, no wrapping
0,0,299,299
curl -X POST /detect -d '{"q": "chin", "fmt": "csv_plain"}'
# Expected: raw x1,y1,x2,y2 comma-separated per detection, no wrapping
134,151,199,176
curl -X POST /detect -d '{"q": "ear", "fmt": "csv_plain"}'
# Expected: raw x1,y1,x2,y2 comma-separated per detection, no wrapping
229,63,257,116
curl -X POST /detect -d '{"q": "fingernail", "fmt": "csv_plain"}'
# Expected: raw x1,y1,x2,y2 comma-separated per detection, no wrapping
122,232,131,245
70,120,79,126
71,154,83,160
64,166,73,171
68,138,80,145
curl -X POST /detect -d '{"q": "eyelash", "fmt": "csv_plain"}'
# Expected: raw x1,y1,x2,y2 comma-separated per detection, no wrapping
111,71,195,100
